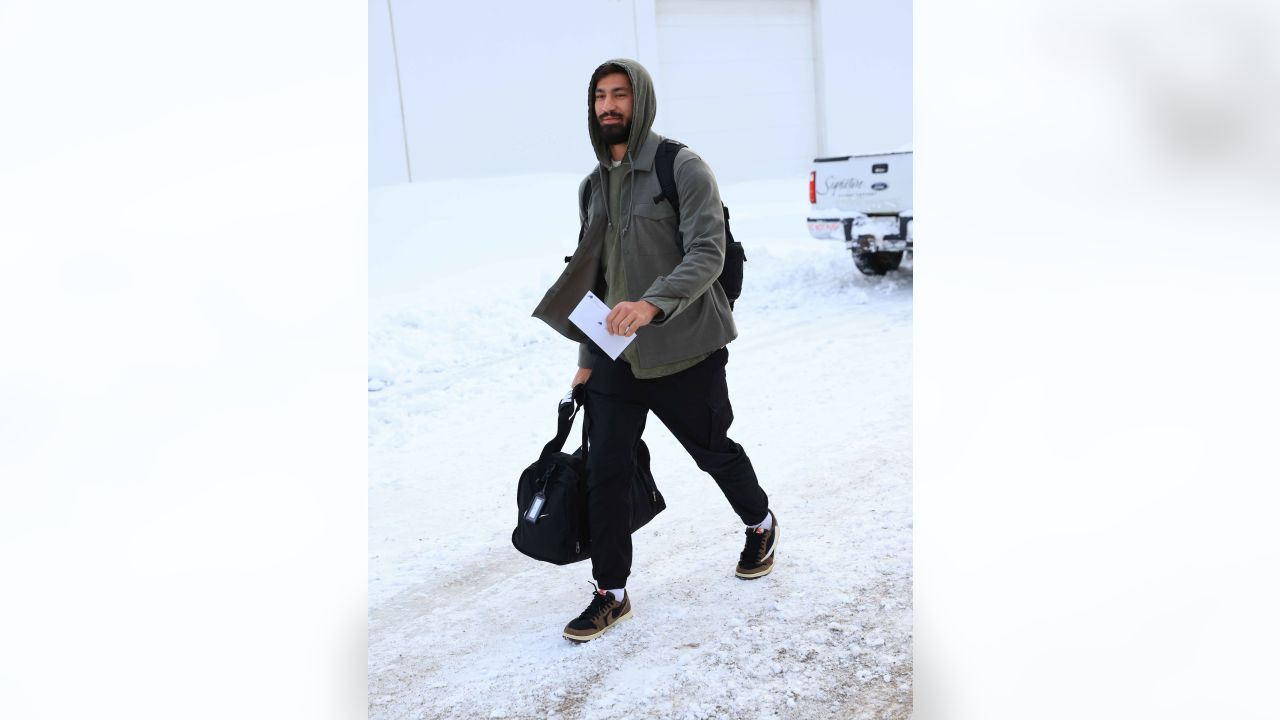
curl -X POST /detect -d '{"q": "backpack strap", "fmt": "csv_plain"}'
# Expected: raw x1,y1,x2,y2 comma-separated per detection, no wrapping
654,139,686,217
576,178,592,247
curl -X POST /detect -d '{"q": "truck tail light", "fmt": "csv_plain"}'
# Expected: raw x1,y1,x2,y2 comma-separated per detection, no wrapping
808,171,816,204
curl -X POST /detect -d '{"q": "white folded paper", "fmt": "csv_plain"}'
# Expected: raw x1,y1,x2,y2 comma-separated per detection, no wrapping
568,291,636,361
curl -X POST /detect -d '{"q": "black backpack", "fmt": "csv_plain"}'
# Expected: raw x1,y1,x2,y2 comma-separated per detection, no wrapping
512,385,665,565
579,139,746,309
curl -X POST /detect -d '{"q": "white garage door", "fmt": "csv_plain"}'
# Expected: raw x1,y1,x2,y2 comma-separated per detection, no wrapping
655,0,817,184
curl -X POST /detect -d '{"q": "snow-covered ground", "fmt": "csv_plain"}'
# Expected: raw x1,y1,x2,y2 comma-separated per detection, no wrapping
369,174,913,720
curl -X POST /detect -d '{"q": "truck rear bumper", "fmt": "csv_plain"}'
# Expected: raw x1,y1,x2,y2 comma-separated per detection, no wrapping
807,215,913,252
851,234,911,253
806,218,847,240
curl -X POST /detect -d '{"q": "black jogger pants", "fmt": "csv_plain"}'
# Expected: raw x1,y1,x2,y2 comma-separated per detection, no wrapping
583,346,769,589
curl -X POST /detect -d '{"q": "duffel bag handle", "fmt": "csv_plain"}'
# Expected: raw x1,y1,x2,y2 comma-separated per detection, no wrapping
539,383,586,460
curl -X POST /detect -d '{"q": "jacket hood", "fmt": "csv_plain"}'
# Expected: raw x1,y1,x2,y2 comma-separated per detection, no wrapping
587,58,657,166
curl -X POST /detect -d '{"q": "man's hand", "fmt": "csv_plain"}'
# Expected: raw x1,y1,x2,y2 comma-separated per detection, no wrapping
572,367,592,387
606,300,660,337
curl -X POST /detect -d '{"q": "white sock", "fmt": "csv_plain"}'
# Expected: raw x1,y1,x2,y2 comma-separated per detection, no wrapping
605,588,625,602
747,511,773,532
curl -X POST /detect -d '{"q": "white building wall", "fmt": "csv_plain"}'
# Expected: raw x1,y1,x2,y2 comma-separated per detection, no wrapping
813,0,913,155
375,0,639,185
369,0,912,186
655,0,818,182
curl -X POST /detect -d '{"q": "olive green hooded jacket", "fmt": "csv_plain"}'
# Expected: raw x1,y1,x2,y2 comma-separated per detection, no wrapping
531,58,737,371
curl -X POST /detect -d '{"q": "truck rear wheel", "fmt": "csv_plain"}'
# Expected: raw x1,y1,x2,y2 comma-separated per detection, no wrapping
853,250,904,276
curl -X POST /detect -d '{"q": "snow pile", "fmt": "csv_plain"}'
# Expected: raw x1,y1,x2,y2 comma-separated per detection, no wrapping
369,174,912,719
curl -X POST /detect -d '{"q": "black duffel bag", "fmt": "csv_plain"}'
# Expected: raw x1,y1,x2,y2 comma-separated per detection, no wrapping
512,384,665,565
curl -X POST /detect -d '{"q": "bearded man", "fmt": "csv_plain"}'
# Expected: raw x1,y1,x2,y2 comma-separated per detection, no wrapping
533,58,777,642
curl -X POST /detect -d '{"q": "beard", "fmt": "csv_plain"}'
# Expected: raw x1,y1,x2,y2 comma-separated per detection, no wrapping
597,115,631,146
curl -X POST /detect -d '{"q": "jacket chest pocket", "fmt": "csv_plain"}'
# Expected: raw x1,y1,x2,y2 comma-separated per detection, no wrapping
629,200,681,256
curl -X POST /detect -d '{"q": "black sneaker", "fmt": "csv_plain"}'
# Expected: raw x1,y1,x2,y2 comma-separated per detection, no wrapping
562,584,632,642
735,511,778,579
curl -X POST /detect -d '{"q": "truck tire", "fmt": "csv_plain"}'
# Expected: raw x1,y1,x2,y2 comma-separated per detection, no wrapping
853,250,904,276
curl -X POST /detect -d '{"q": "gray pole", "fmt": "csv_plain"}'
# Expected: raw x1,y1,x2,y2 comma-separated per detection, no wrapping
386,0,413,183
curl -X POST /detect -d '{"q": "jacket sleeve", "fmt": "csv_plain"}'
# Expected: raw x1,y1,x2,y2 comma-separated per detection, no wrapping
639,151,725,325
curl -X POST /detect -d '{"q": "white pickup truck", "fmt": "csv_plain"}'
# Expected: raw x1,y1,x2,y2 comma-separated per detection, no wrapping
806,150,913,275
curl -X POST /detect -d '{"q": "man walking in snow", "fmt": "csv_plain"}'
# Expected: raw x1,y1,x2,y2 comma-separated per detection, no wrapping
533,58,777,642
